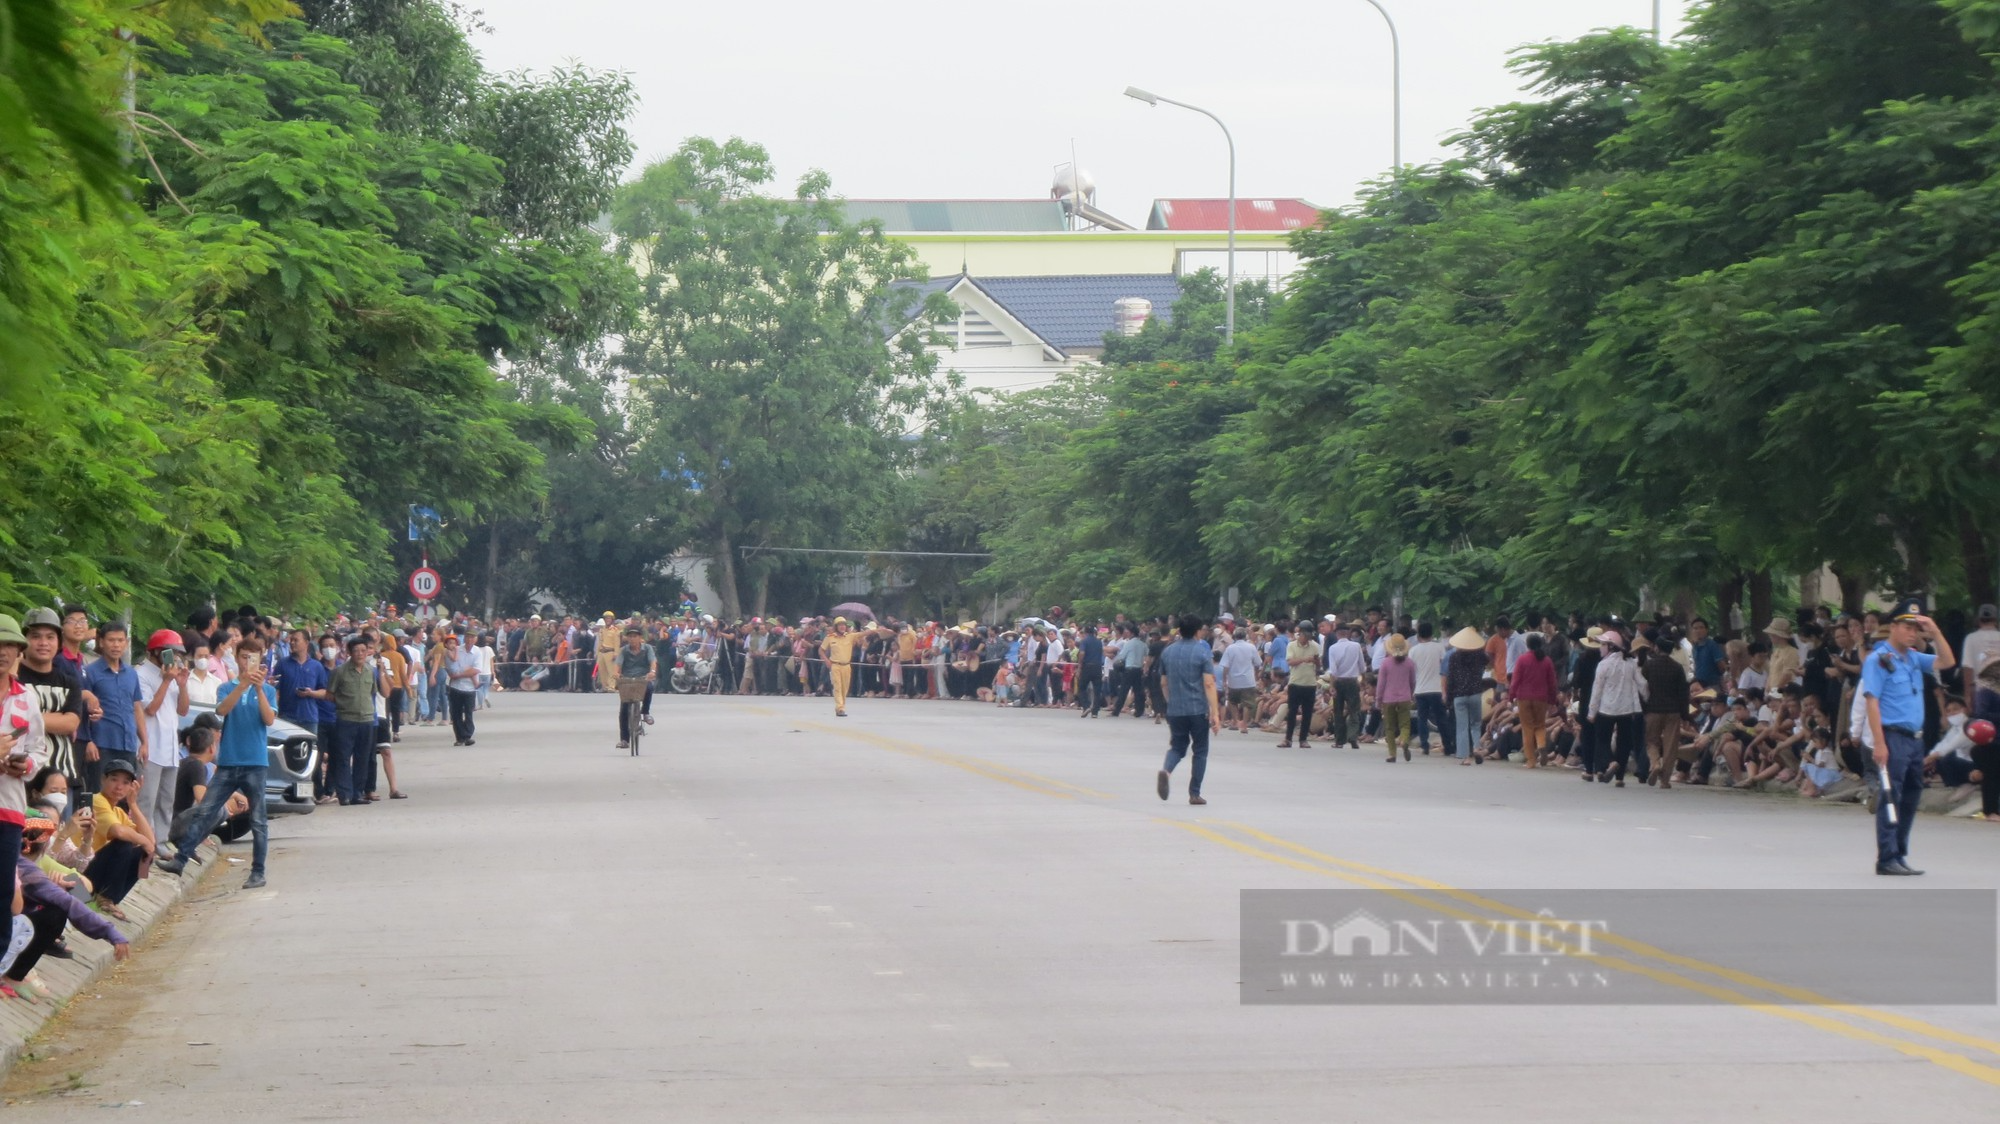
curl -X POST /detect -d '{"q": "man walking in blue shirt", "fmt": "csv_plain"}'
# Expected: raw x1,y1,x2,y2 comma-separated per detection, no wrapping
1155,617,1221,806
155,638,275,889
1861,599,1956,876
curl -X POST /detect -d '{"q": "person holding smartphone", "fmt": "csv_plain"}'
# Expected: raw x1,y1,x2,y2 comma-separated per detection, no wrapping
136,630,190,854
0,614,50,930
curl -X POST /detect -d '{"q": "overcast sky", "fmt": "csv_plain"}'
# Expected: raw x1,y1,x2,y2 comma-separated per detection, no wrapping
466,1,1690,222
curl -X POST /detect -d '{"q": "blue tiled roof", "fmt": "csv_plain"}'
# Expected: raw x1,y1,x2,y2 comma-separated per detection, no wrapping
838,200,1068,232
975,274,1182,350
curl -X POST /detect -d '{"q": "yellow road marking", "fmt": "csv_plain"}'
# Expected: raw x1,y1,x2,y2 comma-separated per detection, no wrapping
796,720,1112,800
731,699,1112,798
733,695,2000,1081
1174,820,2000,1085
1209,820,2000,1062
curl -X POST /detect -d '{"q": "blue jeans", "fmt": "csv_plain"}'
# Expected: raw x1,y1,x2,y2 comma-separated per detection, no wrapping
173,765,269,877
1876,729,1924,865
1164,714,1211,797
332,720,374,804
429,670,449,719
1453,694,1483,758
1413,693,1450,753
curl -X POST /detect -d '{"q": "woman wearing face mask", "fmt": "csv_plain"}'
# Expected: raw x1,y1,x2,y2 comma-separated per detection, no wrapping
211,632,239,681
25,768,69,822
184,637,224,710
313,637,341,804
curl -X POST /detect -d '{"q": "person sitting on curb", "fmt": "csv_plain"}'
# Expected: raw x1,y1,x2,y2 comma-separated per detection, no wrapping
3,819,128,1003
82,758,154,923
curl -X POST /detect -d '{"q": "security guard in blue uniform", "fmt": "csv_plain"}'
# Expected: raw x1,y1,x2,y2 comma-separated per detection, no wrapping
1860,598,1956,875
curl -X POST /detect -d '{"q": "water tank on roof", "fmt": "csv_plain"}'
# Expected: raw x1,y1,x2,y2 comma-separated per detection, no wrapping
1113,297,1153,337
1051,166,1097,205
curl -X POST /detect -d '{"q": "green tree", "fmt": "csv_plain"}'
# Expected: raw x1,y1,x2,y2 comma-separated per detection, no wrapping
613,138,954,620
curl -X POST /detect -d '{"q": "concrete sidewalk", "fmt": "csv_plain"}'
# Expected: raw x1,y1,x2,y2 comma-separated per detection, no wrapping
1,837,221,1078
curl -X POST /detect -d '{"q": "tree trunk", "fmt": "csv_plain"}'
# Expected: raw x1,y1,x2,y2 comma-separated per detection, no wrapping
1747,570,1773,635
1671,588,1696,625
1832,564,1865,615
1960,511,1997,607
1895,516,1931,594
753,569,770,618
484,522,500,622
1715,573,1745,639
712,526,742,621
1797,569,1820,613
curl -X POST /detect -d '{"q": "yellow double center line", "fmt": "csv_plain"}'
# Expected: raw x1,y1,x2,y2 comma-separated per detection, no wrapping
1182,818,2000,1085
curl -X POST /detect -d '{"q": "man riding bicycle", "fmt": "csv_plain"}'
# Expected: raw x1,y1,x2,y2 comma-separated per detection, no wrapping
615,626,656,749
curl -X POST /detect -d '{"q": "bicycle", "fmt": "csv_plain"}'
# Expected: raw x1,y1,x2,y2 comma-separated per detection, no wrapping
617,675,650,756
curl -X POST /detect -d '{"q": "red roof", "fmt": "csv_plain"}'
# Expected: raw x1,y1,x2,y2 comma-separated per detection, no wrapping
1146,198,1321,231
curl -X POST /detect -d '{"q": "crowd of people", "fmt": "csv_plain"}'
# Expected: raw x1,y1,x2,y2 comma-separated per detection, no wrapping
1,600,507,1009
495,601,1998,837
7,592,1994,1004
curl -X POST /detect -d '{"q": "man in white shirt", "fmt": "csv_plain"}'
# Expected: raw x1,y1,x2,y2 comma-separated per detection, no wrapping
136,629,190,855
1408,622,1448,754
1326,626,1365,749
1962,604,2000,703
1218,632,1262,733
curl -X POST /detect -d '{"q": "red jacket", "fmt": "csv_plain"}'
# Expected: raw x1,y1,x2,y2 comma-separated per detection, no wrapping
1510,652,1559,704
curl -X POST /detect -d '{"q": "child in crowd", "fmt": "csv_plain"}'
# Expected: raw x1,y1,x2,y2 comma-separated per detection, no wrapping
1797,726,1844,798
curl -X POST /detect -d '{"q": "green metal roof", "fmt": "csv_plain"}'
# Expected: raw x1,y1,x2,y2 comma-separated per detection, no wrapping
837,200,1069,233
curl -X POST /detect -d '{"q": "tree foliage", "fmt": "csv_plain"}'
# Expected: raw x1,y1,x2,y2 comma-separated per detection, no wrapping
613,138,956,619
914,1,2000,621
0,0,636,621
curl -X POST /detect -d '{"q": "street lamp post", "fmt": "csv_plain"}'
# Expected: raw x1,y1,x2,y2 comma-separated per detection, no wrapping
1355,1,1402,174
1124,86,1236,344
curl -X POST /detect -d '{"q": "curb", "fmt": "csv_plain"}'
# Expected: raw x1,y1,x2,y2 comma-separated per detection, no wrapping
0,837,222,1079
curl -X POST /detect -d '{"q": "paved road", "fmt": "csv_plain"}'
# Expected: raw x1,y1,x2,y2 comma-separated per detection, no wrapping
6,691,1998,1120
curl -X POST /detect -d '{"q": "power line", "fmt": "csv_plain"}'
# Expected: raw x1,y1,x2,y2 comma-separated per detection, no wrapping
738,546,994,559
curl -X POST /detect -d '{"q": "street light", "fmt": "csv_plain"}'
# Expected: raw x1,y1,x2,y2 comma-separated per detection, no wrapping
1353,1,1403,175
1124,85,1236,344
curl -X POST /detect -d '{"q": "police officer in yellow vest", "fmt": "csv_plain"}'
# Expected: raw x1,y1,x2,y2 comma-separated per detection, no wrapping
1862,597,1956,875
594,611,621,692
819,617,885,718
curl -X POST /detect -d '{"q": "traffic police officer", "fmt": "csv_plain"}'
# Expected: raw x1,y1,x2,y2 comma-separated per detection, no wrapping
1861,597,1956,875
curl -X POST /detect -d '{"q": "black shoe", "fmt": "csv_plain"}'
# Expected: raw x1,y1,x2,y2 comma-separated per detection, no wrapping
154,855,188,875
46,940,74,960
464,738,475,745
1875,860,1924,876
1156,769,1170,801
243,873,267,890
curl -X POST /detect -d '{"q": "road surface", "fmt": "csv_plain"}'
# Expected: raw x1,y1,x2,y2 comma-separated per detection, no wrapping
5,690,1997,1120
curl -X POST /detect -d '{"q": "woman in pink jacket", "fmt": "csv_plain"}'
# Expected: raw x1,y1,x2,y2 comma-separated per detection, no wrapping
1510,632,1560,769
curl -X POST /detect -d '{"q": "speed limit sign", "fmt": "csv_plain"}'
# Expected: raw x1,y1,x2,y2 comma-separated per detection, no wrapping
408,566,442,601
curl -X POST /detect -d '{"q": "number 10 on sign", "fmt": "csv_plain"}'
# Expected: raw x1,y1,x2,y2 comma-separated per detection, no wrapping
409,566,442,601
